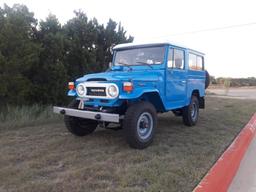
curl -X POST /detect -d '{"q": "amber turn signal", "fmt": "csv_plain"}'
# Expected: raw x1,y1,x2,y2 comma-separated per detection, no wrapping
123,82,133,92
68,82,75,90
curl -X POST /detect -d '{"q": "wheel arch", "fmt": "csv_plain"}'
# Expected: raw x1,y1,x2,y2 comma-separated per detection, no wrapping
191,89,205,109
139,91,166,112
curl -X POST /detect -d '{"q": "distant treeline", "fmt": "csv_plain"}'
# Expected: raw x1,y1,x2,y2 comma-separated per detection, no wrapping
210,77,256,87
0,4,133,106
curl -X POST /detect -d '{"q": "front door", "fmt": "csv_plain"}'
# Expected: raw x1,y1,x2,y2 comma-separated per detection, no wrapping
166,47,187,107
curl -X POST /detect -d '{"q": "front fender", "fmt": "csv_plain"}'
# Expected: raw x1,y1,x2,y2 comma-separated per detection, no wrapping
119,88,160,99
68,89,76,96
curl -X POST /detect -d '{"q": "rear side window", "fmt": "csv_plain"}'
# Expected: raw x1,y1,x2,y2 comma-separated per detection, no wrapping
173,49,184,69
189,54,197,70
189,53,204,70
168,48,185,70
197,56,203,70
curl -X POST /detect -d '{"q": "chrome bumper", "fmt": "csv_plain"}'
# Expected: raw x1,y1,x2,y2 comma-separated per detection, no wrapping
53,106,119,123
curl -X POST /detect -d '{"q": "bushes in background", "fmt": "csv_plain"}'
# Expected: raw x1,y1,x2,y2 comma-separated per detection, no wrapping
0,4,133,107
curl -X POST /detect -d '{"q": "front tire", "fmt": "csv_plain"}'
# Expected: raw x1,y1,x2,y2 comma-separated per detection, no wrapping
64,100,98,136
182,96,199,126
123,101,157,149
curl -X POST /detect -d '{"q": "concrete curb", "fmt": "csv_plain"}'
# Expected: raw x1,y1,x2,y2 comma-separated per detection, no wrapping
193,113,256,192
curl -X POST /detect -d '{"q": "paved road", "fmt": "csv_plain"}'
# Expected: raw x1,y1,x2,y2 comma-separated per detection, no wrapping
208,88,256,191
228,138,256,192
208,87,256,100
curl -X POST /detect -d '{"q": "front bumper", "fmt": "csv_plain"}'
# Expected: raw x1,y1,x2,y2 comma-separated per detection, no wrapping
53,106,119,123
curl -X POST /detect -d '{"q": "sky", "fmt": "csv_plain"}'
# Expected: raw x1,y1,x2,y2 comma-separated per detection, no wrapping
1,0,256,78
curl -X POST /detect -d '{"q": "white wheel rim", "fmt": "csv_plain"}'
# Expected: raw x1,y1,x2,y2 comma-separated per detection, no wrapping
137,112,153,140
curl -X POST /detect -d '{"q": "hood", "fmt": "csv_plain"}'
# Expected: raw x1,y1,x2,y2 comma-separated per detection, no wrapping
76,70,162,83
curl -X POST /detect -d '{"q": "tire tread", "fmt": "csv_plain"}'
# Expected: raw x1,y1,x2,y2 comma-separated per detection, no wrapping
123,101,157,149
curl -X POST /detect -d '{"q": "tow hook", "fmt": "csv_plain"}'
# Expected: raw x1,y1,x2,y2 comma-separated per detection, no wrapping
95,114,101,120
60,109,66,115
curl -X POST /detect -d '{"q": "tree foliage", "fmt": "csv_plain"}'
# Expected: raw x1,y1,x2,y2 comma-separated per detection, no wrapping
0,4,133,106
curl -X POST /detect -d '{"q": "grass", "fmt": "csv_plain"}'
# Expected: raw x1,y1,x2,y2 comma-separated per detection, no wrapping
0,97,255,192
0,105,61,130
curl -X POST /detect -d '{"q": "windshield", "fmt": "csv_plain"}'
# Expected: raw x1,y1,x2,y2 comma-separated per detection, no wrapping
114,46,166,66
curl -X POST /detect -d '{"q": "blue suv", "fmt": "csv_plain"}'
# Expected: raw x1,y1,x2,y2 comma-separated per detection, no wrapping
54,42,210,149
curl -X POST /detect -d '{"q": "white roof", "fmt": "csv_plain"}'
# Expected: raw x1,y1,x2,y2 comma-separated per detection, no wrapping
113,41,185,49
113,41,204,55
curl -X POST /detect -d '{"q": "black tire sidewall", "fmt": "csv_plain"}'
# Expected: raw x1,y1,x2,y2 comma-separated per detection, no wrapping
182,96,199,126
123,101,157,149
64,99,98,136
190,96,199,124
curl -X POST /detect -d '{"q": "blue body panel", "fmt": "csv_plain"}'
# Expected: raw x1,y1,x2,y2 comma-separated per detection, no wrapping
68,43,205,112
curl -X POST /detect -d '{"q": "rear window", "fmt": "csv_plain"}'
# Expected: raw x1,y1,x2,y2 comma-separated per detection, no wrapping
189,53,204,70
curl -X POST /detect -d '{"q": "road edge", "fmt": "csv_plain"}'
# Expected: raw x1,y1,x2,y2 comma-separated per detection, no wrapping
193,112,256,192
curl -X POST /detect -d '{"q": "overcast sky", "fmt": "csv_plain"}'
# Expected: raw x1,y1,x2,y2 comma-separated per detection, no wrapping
1,0,256,78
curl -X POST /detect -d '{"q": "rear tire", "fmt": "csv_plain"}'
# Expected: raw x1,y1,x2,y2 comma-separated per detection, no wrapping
182,96,199,126
123,101,157,149
64,100,98,136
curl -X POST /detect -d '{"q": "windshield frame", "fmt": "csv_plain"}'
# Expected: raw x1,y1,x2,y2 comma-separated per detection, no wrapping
112,45,167,68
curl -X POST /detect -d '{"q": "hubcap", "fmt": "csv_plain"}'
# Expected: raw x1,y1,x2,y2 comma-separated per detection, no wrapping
191,102,198,121
137,112,153,140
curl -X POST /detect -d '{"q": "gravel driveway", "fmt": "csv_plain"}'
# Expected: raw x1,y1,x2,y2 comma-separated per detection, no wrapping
207,87,256,100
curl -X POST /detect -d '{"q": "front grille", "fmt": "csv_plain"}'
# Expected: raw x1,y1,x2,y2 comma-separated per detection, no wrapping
86,87,106,96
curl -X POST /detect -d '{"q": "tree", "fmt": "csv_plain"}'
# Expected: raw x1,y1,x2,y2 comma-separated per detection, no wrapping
95,19,134,72
63,12,134,79
63,11,98,80
0,4,41,105
30,14,68,105
0,4,134,106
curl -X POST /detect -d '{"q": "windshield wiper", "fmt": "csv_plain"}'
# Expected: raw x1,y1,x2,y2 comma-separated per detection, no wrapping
116,62,133,70
135,61,153,69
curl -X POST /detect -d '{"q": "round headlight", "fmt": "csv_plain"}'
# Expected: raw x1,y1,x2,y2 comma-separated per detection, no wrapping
76,84,86,96
107,85,118,98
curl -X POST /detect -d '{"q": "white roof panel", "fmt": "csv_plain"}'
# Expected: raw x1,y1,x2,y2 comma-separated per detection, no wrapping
113,41,205,55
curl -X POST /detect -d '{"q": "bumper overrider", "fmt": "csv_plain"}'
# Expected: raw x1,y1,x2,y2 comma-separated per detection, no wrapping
53,106,120,123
